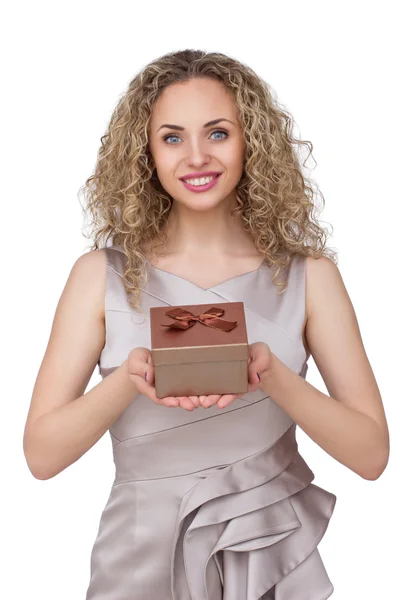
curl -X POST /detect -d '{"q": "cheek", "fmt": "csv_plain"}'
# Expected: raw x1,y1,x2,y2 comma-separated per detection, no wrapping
228,148,245,176
221,139,245,169
153,149,177,176
152,153,178,192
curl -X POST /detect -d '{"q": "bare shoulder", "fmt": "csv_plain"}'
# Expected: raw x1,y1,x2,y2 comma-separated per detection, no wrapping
71,248,108,321
300,256,339,355
303,254,357,354
304,255,345,317
303,254,389,443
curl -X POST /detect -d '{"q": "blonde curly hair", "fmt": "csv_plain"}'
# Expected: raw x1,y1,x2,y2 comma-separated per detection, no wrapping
80,49,337,311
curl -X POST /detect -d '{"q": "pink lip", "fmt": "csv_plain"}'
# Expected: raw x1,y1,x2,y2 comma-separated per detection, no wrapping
179,171,222,180
180,173,221,193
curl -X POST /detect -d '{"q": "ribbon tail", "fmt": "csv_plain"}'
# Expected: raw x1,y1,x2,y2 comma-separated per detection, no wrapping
161,320,196,330
200,317,238,332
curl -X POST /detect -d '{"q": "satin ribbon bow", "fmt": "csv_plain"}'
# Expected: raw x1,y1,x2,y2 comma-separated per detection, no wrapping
161,306,238,332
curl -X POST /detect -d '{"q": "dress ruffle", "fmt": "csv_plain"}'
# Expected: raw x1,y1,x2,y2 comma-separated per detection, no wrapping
170,424,336,600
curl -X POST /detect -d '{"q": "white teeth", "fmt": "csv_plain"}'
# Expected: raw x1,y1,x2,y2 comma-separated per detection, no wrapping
183,175,218,186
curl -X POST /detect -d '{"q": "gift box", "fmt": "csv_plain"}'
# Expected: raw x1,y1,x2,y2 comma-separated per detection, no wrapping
150,301,249,398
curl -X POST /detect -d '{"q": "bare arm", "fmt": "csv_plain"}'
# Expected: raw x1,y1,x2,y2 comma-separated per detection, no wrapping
259,256,390,480
23,249,138,480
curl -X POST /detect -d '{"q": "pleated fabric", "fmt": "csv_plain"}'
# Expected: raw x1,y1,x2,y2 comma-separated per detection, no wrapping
85,245,336,600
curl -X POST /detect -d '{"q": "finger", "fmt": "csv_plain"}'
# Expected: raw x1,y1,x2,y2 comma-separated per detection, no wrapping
128,366,155,387
128,356,155,384
188,396,200,407
217,393,240,408
201,395,221,408
128,346,153,365
248,364,263,386
177,396,196,411
161,396,180,408
247,350,270,385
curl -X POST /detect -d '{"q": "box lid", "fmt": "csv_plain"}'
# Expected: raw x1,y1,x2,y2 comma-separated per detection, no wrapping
150,301,248,350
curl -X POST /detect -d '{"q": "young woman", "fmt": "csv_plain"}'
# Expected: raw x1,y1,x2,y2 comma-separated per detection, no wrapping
23,49,389,599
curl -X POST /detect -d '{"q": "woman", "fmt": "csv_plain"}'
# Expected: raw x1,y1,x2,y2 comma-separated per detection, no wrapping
23,49,389,599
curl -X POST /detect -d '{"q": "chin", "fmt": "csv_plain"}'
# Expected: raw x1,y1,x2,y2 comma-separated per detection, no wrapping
170,187,238,212
180,197,229,212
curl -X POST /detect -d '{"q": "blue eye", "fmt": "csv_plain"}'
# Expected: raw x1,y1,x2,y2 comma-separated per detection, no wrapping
163,130,228,144
164,134,180,144
211,130,228,141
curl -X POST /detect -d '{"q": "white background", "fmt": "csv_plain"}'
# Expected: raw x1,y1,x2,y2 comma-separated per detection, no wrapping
2,1,399,598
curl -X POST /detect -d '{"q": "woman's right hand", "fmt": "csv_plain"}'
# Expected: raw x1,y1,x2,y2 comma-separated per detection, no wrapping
127,347,201,410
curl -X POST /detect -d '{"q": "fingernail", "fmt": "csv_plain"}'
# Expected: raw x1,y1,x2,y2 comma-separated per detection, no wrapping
257,373,261,381
144,372,148,381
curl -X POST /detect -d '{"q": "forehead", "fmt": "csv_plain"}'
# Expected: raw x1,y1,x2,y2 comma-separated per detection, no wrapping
149,78,237,126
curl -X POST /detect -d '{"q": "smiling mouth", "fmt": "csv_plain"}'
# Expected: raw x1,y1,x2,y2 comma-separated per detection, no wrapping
181,174,221,186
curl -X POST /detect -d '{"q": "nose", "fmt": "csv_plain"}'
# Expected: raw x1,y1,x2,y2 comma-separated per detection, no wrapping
185,138,211,168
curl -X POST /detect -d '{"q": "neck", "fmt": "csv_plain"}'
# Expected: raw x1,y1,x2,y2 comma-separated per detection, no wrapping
158,196,254,258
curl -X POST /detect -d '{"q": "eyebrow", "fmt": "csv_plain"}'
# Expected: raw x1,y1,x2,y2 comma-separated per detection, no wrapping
156,118,235,133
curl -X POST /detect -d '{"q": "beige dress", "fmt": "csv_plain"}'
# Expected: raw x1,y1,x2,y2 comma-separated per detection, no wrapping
85,245,336,600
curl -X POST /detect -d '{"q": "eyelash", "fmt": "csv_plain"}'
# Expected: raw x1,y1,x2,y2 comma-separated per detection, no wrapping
162,129,229,144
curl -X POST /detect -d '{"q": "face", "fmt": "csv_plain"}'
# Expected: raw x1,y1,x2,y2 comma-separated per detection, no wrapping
148,77,246,212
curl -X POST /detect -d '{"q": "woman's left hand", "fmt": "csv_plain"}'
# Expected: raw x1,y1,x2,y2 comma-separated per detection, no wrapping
247,341,273,392
200,342,273,409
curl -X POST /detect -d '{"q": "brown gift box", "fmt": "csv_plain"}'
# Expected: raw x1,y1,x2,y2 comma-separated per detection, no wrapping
150,301,249,398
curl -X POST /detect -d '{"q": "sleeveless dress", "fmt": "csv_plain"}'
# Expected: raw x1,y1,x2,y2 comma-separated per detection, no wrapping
85,245,337,600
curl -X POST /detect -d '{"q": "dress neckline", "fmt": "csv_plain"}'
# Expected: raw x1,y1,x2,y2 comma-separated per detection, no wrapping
145,256,267,291
111,245,267,291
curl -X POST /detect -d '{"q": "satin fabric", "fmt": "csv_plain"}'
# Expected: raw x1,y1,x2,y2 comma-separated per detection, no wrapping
85,245,336,600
